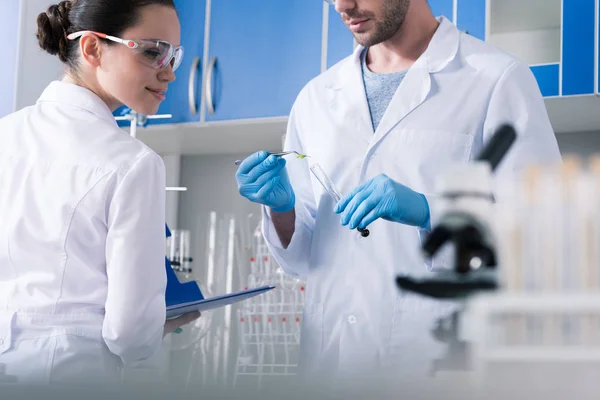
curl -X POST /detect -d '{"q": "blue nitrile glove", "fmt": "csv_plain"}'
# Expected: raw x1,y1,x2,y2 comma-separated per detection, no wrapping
236,151,295,213
334,174,430,230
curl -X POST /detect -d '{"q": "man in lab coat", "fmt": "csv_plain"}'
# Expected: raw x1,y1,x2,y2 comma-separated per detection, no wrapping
236,0,561,384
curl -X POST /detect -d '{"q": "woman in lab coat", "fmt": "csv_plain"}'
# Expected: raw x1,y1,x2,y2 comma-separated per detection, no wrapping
0,0,198,384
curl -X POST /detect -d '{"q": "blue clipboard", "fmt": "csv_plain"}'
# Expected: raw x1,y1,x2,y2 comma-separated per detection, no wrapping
164,224,275,318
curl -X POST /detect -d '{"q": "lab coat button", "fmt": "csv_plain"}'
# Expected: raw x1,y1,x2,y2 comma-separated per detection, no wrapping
348,315,357,324
0,339,4,345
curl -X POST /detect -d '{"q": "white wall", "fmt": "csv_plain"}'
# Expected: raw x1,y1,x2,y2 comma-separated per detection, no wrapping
556,132,600,158
177,154,261,282
162,154,182,229
15,0,64,111
0,0,20,118
488,29,561,65
172,154,261,386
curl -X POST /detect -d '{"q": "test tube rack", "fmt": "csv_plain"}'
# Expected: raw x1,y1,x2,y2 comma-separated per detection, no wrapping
233,224,306,389
458,155,600,395
461,293,600,397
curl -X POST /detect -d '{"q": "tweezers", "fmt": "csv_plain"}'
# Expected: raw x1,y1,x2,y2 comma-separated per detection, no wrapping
235,151,304,166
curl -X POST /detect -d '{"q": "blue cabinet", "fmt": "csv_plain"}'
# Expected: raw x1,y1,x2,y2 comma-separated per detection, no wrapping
429,0,454,22
326,6,354,69
531,64,560,97
161,0,206,124
456,0,486,41
562,0,595,96
204,1,322,121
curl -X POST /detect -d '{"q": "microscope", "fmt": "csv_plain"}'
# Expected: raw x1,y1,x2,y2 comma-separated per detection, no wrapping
396,124,517,375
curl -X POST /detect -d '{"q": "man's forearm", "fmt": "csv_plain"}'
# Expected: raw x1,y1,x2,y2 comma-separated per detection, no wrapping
271,208,296,249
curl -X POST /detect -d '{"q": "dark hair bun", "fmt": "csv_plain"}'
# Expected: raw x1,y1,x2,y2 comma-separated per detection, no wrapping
36,1,73,62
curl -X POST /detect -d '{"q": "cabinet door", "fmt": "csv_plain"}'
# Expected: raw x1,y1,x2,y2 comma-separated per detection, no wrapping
205,0,323,121
326,6,354,69
457,0,486,40
562,0,595,96
531,64,560,97
429,0,454,21
158,0,206,124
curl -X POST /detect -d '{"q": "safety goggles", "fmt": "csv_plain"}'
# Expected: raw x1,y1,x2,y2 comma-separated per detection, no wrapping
67,31,184,72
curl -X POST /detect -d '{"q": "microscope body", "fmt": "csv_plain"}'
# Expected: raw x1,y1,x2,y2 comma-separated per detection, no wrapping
397,124,516,375
426,162,497,274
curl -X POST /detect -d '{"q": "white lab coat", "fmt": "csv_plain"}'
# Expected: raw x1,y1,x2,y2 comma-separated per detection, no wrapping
262,17,561,382
0,81,167,384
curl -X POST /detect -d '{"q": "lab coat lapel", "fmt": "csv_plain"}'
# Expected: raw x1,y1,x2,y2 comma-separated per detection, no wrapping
372,59,431,147
326,46,374,143
371,17,461,149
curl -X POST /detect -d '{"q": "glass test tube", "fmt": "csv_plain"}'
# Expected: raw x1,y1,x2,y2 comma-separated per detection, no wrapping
169,229,181,269
309,162,370,237
180,229,192,274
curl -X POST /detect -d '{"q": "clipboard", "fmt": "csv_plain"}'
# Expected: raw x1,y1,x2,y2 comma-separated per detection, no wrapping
166,285,275,319
164,224,275,319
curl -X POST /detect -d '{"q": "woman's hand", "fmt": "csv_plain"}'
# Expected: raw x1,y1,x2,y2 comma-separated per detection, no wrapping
163,311,201,337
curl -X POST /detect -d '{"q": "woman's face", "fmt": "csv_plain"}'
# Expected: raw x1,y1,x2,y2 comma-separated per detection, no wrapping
97,4,181,115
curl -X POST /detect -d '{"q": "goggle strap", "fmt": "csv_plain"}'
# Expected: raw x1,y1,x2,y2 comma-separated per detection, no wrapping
66,31,138,49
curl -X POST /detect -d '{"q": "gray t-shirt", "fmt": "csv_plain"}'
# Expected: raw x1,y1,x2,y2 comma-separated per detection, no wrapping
361,49,407,132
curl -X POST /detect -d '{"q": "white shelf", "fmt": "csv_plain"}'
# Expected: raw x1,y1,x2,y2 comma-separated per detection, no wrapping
482,348,600,362
488,29,560,65
489,0,561,34
488,0,561,65
468,293,600,313
130,117,287,155
545,95,600,134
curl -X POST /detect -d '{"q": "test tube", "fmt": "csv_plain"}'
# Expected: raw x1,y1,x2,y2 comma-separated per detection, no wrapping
560,157,582,346
180,229,192,275
169,229,181,270
585,156,600,345
309,163,370,237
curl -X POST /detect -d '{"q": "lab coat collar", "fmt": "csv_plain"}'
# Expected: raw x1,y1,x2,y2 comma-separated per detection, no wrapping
370,17,460,146
424,16,460,73
326,17,460,145
352,16,460,74
330,16,459,90
37,81,118,126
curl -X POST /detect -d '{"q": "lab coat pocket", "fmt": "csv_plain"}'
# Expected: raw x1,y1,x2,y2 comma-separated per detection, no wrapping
389,129,473,191
0,311,15,354
299,303,324,364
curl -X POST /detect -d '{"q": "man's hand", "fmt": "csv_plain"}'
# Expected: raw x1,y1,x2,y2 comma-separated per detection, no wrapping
334,174,430,230
236,151,295,213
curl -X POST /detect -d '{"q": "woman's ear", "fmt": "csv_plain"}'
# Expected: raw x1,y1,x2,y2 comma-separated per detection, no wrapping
78,33,103,67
